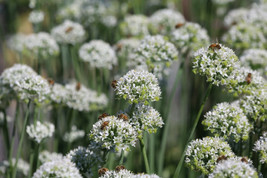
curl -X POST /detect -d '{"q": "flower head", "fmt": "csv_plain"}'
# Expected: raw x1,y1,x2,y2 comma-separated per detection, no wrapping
114,70,161,104
149,9,185,35
185,137,235,174
114,38,140,61
89,115,137,152
29,10,44,24
39,151,63,164
6,33,27,53
99,169,134,178
202,102,252,142
254,132,267,164
63,126,85,143
0,158,29,176
79,40,117,69
51,20,86,45
26,121,55,143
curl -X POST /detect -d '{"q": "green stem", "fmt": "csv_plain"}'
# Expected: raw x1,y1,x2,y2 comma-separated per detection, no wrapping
149,134,155,173
119,150,124,165
157,61,184,175
2,109,10,156
139,138,150,174
12,102,31,178
30,143,40,176
173,83,212,178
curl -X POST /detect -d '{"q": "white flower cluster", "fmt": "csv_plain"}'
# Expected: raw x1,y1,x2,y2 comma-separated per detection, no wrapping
51,20,86,45
29,10,44,24
7,33,27,53
149,9,185,35
132,35,178,79
212,0,234,5
239,88,267,122
39,151,63,164
131,104,164,135
57,0,82,22
192,44,239,86
66,146,103,176
89,115,137,152
227,67,265,95
202,102,252,142
26,121,55,143
50,82,108,112
120,15,149,38
224,8,250,27
33,158,82,178
185,137,235,174
79,40,117,69
99,169,134,178
0,64,51,103
115,70,161,104
132,174,160,178
254,132,267,164
0,158,29,176
170,22,210,55
114,38,140,60
63,126,85,143
22,32,59,59
240,49,267,76
101,15,117,28
222,23,266,51
209,157,258,178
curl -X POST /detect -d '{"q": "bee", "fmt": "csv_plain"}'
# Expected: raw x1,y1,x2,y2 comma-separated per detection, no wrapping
216,155,227,163
98,113,110,120
111,80,117,89
209,43,221,50
115,165,125,172
101,121,109,130
65,26,73,33
98,168,109,176
47,78,55,86
175,23,184,29
245,73,252,84
116,43,123,51
76,82,81,91
241,157,248,163
118,113,128,121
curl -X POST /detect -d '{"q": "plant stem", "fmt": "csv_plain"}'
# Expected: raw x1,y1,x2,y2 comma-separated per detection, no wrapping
119,150,124,165
139,137,150,174
1,109,10,156
149,134,155,173
30,143,40,176
173,83,212,178
12,102,31,178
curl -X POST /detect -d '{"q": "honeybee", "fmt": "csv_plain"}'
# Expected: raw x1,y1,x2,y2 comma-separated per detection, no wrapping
111,80,117,89
76,82,81,91
115,165,125,172
241,157,248,163
245,73,252,84
65,26,73,33
47,78,55,86
101,121,109,130
175,23,184,29
98,168,109,176
216,155,227,163
209,43,221,50
118,113,128,121
98,113,110,120
116,43,123,51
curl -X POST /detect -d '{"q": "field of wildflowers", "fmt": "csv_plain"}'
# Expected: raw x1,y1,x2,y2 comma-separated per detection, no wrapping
0,0,266,177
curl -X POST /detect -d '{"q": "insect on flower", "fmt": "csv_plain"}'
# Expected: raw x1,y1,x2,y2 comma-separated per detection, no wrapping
245,73,252,84
47,78,55,86
118,113,128,121
216,155,228,163
98,167,109,176
101,121,109,130
98,113,110,120
111,80,117,89
76,82,81,91
241,157,248,163
175,23,184,28
115,165,125,172
116,43,123,51
209,43,221,50
65,26,74,33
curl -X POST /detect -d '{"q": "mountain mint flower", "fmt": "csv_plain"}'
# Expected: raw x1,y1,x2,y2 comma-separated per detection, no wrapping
131,104,164,135
63,126,85,143
29,10,44,24
170,22,210,56
26,121,55,143
89,115,137,152
202,102,252,142
79,40,117,69
114,70,161,104
254,132,267,164
33,158,82,178
51,20,86,45
120,15,149,38
192,44,239,86
209,157,258,178
185,137,235,174
149,9,185,35
39,151,63,164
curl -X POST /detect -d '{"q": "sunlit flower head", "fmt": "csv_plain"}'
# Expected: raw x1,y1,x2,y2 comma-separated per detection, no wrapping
26,121,55,143
254,132,267,164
